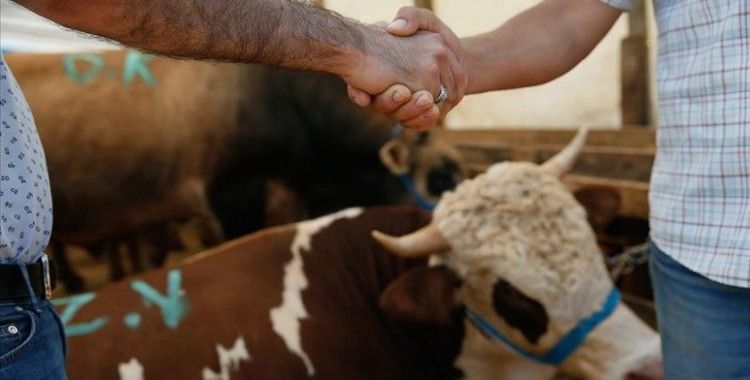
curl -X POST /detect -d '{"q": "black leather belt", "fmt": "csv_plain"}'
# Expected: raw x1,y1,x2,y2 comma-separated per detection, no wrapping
0,255,57,301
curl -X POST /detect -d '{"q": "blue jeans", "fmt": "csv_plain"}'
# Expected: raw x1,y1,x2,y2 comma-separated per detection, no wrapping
649,243,750,380
0,268,67,380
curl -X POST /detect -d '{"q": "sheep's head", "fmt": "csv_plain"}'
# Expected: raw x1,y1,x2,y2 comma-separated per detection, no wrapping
374,129,661,379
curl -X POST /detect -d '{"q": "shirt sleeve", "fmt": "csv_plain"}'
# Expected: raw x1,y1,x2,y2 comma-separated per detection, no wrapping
599,0,634,11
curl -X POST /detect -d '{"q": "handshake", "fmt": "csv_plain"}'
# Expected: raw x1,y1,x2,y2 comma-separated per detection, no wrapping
343,7,469,130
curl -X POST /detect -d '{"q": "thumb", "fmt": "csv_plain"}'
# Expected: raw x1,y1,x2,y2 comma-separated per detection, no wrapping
387,18,419,36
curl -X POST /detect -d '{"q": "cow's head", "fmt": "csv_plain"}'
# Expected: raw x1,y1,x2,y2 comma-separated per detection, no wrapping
380,131,467,204
373,129,661,380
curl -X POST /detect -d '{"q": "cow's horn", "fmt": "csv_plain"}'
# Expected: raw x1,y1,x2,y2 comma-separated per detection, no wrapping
372,224,449,257
540,127,588,177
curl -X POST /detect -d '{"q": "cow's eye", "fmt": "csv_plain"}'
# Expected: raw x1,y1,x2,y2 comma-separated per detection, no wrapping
492,279,549,344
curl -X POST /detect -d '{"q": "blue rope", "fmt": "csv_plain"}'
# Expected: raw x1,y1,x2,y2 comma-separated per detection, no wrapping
390,123,404,139
389,123,436,211
397,173,436,212
465,287,621,366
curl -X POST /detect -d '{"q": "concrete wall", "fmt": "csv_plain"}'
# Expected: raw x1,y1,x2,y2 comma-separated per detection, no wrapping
0,0,117,52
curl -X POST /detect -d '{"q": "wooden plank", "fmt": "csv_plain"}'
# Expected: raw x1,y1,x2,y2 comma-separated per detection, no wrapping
621,36,650,125
564,175,649,219
414,0,433,10
453,139,655,182
435,128,656,148
452,141,655,156
628,0,647,36
463,164,649,218
442,128,653,218
621,0,651,125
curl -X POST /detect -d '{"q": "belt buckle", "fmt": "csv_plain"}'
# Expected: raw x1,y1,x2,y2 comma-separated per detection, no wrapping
40,254,52,299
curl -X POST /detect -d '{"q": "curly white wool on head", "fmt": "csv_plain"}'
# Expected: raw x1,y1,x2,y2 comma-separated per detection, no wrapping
433,161,611,337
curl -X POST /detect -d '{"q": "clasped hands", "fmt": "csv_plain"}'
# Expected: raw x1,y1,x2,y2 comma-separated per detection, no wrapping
344,7,467,130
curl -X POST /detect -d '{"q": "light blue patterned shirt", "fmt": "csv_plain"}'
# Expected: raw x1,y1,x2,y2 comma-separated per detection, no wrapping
0,52,53,264
602,0,750,287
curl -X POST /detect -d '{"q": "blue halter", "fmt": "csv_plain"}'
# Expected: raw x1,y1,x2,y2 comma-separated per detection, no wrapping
397,173,437,211
465,286,621,366
389,124,437,212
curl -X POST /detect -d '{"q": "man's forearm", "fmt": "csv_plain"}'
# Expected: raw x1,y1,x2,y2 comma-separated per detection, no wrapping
462,0,622,94
16,0,368,76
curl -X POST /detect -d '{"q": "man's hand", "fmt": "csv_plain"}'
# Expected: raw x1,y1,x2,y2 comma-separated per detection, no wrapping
11,0,454,100
343,27,452,100
15,0,462,130
348,7,467,130
342,21,465,130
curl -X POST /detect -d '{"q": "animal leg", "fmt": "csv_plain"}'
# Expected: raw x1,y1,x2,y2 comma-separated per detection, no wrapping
125,237,144,274
103,242,125,281
50,240,86,292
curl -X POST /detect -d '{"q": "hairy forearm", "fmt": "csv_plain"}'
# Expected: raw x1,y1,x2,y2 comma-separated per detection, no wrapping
462,0,621,94
15,0,370,76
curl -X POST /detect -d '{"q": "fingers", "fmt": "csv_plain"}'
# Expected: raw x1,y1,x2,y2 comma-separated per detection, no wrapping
436,44,465,118
401,104,440,131
388,6,463,56
389,6,440,36
389,90,435,121
370,84,412,114
387,6,466,114
348,11,466,129
389,6,460,50
347,84,372,107
387,17,418,36
351,85,441,130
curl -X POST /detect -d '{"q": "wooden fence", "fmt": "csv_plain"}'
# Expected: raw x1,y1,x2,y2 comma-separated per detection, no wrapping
436,127,655,219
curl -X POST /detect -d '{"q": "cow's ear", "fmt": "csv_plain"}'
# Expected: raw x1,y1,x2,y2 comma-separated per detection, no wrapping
380,266,460,325
573,186,621,233
379,139,409,175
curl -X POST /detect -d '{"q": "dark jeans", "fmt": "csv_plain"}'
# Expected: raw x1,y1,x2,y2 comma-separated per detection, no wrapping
649,243,750,380
0,264,67,380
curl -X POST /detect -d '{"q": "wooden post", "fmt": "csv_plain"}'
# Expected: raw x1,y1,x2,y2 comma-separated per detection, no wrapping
414,0,433,10
620,0,651,126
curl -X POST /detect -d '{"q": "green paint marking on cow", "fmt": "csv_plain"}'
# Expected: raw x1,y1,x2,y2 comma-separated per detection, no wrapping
123,51,156,86
52,293,109,337
62,53,106,85
61,50,156,86
123,312,142,329
66,317,108,337
131,270,188,329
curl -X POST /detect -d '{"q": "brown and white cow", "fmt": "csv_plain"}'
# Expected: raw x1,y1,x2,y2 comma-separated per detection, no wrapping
56,206,463,380
55,132,659,380
6,50,466,290
373,129,661,379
